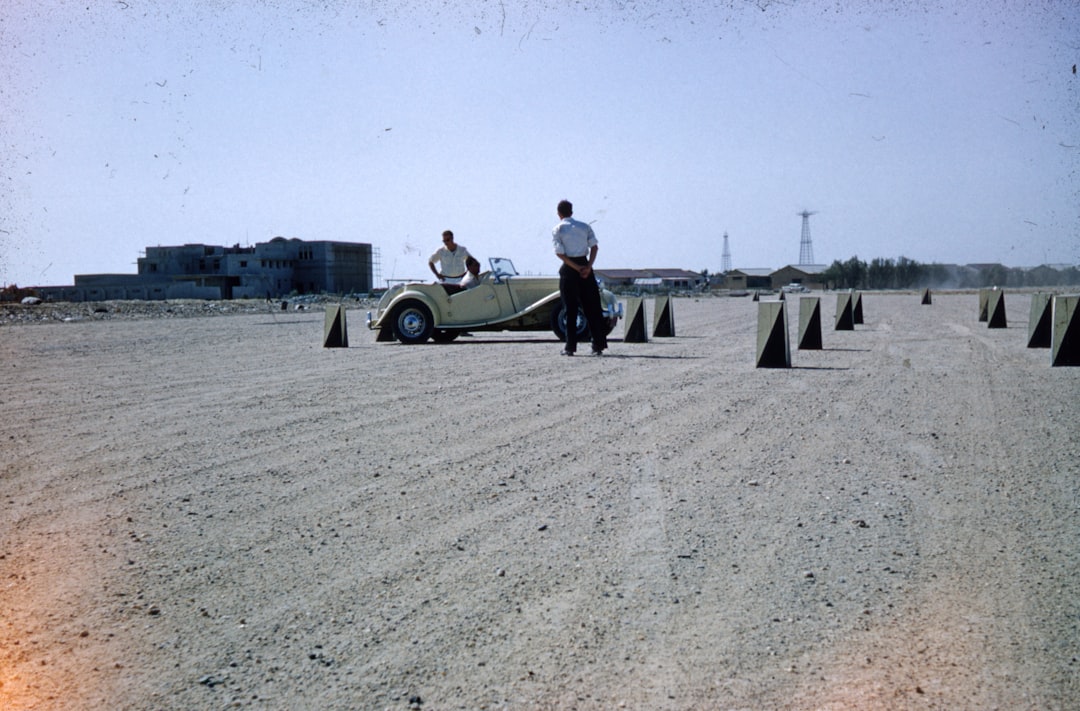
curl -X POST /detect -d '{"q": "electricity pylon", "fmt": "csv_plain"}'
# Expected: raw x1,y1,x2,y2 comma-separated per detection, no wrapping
798,210,817,265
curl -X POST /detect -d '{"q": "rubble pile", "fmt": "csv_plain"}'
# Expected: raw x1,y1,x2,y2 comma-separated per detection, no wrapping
1,296,376,326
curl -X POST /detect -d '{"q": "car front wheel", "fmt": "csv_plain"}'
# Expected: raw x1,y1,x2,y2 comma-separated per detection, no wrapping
391,300,434,344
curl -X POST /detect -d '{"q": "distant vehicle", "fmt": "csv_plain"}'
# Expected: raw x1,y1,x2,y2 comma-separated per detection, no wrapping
781,283,810,293
367,257,622,345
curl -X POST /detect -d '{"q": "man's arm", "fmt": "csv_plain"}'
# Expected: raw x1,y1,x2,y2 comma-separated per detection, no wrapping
578,244,598,278
429,249,443,279
556,248,595,278
556,253,578,270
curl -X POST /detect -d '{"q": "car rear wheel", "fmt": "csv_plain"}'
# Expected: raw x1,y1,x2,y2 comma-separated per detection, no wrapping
550,304,590,342
391,300,434,344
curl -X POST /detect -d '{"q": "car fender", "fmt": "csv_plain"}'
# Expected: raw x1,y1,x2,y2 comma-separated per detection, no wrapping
369,288,443,330
599,288,621,318
522,290,563,316
519,288,621,319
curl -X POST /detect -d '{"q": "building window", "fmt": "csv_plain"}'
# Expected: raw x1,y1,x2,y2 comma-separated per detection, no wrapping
240,261,247,268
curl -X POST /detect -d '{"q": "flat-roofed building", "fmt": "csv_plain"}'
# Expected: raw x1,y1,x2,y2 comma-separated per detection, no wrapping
36,237,373,302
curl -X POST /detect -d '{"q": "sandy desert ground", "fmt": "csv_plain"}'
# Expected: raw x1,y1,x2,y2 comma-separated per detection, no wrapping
1,292,1078,710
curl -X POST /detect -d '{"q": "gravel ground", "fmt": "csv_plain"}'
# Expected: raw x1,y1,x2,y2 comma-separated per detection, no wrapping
1,292,1077,710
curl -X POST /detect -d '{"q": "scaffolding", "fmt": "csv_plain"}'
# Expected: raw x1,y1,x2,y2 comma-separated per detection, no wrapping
372,245,382,291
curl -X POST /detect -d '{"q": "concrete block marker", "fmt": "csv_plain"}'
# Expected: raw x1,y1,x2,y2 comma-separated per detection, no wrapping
752,291,760,302
798,297,823,350
987,289,1007,329
756,301,790,368
978,288,990,322
1051,294,1080,366
921,288,932,305
778,290,786,301
323,305,349,348
1027,292,1052,348
653,295,675,337
853,290,864,324
835,292,855,331
376,325,396,342
623,296,648,343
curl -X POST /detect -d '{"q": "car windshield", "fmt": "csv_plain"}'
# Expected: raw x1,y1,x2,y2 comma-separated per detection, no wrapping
489,257,517,281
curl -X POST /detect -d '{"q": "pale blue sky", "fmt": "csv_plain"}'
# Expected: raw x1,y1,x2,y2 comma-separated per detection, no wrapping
2,1,1077,287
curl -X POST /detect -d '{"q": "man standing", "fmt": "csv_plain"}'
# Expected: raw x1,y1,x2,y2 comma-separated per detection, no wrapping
552,199,608,356
428,230,473,282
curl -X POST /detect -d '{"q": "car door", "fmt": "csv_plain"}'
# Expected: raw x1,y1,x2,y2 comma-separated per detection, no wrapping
444,283,503,323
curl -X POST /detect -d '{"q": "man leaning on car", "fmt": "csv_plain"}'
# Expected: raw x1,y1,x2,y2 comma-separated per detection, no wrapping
429,230,473,282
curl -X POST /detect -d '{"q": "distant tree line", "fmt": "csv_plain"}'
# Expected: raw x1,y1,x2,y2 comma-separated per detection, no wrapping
820,256,1080,290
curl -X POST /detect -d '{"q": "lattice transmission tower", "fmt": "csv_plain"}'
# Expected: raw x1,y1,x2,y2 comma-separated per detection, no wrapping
721,232,732,273
798,210,817,265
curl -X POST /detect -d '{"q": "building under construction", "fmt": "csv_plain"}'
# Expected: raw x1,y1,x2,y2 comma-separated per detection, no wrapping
36,237,374,302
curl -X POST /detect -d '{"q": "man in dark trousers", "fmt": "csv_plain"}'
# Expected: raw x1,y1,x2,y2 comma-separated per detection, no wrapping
552,199,608,356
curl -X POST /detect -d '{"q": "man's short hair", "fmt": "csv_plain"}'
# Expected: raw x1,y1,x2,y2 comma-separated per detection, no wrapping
557,200,573,218
442,230,454,239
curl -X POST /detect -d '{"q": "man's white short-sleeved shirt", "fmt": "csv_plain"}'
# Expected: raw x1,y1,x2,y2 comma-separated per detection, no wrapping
552,218,597,258
428,245,472,276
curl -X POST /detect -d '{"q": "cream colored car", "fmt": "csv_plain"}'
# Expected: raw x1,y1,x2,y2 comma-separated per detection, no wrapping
367,258,621,345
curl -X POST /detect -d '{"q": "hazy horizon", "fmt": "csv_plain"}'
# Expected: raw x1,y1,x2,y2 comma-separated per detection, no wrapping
15,235,1078,290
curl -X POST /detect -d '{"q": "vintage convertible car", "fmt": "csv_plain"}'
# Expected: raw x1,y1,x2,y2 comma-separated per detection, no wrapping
367,257,622,345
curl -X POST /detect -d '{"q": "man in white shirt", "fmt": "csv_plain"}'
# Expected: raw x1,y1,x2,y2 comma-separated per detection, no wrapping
552,200,608,356
429,230,473,282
